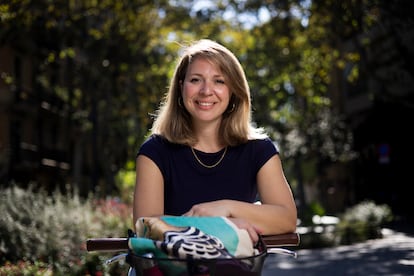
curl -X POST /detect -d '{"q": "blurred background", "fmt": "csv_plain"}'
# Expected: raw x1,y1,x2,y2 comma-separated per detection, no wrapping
1,0,413,275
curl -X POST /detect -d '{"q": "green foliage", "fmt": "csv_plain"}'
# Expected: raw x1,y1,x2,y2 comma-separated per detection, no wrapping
341,200,393,225
298,201,326,225
0,260,53,276
0,185,132,275
115,161,136,205
335,200,393,245
0,0,176,195
297,200,393,249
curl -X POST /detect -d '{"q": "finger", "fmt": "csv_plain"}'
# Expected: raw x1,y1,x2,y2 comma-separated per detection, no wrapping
253,225,263,235
247,228,259,244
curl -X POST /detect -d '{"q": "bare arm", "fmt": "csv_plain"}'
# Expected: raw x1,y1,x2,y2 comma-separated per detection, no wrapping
132,155,164,226
253,154,297,234
184,155,297,236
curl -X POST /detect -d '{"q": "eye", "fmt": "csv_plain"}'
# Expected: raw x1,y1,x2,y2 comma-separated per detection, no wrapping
215,79,225,84
190,77,200,83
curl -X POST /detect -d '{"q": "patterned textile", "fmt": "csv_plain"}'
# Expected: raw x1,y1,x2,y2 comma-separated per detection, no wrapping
157,226,232,259
129,216,254,259
128,217,259,275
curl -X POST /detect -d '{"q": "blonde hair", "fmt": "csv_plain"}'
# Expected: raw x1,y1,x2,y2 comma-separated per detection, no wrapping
151,39,266,146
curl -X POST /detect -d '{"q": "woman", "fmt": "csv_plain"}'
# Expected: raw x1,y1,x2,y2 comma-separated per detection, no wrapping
133,39,297,243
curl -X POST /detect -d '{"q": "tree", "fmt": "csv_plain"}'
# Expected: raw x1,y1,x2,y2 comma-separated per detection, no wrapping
1,0,176,195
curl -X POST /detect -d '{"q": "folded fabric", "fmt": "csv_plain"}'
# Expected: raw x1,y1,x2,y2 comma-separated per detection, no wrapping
131,216,255,259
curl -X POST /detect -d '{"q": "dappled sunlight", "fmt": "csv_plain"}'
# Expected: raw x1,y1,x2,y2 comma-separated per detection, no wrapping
262,229,414,275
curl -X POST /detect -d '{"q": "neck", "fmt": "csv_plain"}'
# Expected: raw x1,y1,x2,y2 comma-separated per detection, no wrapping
192,123,223,152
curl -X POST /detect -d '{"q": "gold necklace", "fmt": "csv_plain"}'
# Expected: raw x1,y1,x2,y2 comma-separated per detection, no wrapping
191,147,227,169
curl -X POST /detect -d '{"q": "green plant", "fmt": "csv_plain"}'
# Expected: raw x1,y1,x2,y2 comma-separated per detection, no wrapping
0,185,132,275
0,260,53,276
335,200,393,245
300,201,326,225
115,160,136,205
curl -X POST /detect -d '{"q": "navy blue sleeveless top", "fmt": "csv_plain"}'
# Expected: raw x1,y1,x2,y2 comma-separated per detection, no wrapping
137,134,279,216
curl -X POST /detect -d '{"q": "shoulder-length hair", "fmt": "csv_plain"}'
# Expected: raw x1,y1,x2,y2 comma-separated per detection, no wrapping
150,39,267,146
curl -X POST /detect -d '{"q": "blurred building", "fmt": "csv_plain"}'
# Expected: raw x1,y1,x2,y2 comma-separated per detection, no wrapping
0,46,72,191
338,17,414,221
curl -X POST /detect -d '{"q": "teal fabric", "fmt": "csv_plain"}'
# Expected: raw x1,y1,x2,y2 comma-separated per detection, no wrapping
128,237,167,258
129,216,255,275
161,216,240,255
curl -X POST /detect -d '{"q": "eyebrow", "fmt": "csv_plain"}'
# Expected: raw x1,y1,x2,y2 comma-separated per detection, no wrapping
188,73,224,78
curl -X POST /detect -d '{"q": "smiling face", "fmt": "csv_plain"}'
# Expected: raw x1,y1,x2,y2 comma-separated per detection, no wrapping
181,57,231,126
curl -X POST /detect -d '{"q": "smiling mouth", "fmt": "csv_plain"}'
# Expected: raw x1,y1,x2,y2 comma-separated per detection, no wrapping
196,101,214,107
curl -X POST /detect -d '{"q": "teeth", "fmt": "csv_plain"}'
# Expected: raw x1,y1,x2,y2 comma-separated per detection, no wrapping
198,102,213,106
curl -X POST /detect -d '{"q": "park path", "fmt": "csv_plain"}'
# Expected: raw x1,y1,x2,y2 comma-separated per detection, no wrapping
262,227,414,276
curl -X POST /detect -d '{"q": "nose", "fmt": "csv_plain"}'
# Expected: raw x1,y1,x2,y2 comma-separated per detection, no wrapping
200,80,213,95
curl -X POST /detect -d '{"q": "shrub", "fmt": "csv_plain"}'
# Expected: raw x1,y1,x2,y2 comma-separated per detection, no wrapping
114,161,136,205
0,260,53,275
0,185,132,275
335,200,393,245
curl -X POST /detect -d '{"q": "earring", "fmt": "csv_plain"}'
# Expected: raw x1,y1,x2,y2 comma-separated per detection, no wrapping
227,103,235,113
178,97,183,108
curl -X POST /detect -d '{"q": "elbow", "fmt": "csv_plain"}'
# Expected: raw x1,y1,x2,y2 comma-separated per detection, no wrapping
286,219,298,233
284,209,298,233
267,209,297,235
